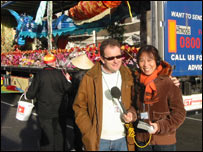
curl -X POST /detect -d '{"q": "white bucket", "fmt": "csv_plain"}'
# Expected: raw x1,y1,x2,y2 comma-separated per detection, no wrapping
16,94,34,121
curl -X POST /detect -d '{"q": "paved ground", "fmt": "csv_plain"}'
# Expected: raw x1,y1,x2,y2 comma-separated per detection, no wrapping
1,93,202,151
1,94,40,151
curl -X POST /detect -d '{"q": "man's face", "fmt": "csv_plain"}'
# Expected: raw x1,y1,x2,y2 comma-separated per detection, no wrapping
100,45,123,73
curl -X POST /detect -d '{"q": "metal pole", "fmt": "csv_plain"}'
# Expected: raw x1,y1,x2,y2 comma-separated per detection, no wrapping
151,1,165,58
93,30,97,46
47,1,53,54
151,1,158,48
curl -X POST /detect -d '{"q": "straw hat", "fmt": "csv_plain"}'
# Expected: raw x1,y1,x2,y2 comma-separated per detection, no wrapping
43,54,56,64
71,54,94,70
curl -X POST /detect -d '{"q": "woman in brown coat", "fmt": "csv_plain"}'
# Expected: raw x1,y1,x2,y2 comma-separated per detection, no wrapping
133,45,186,151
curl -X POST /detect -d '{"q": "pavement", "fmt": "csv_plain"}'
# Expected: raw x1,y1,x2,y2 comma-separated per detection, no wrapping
1,93,40,151
1,93,202,151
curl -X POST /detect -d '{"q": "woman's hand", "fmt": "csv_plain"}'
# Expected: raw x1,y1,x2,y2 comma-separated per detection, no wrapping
149,121,159,134
169,76,180,87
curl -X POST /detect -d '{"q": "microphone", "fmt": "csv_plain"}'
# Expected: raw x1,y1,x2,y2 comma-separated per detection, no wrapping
111,87,127,114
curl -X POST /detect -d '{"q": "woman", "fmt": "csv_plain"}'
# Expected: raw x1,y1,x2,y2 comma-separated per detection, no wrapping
133,45,186,151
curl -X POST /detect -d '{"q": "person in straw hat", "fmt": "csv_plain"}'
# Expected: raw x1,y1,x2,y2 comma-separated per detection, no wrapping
25,54,72,151
64,53,94,151
71,53,94,70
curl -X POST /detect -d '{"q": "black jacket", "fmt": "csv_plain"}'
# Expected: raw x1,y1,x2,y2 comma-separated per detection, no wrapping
26,66,72,118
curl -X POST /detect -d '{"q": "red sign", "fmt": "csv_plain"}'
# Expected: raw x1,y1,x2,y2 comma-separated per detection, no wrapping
18,105,25,113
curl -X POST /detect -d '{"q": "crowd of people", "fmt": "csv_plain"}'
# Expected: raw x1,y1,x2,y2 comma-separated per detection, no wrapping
25,38,186,151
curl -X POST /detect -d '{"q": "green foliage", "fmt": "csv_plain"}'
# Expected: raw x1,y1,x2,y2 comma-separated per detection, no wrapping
105,21,125,43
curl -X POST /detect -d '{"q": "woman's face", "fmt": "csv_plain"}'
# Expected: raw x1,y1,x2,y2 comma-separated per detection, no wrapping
138,52,157,75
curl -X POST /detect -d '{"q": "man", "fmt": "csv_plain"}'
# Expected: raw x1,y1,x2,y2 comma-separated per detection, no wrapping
25,54,72,151
73,39,137,151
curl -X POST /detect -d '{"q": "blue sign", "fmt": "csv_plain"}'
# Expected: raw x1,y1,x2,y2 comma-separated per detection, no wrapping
164,1,202,76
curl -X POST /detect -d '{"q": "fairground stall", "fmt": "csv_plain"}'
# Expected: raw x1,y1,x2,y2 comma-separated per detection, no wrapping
1,1,140,93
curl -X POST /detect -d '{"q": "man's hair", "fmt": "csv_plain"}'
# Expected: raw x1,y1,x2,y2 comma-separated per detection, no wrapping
100,39,120,57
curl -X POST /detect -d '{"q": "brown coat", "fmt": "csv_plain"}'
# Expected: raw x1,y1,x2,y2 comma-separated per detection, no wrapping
73,62,136,151
133,61,186,145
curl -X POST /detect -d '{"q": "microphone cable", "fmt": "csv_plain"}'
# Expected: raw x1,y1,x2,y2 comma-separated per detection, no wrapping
125,122,152,148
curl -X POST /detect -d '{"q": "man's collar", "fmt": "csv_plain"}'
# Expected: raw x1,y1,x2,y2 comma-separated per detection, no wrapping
44,64,56,70
101,65,119,75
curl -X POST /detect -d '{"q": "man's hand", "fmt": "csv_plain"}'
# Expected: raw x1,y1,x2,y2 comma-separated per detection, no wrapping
25,87,28,92
122,112,133,123
169,76,180,87
65,72,71,81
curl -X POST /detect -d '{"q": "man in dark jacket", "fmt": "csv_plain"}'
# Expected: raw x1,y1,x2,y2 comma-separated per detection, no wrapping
25,54,72,151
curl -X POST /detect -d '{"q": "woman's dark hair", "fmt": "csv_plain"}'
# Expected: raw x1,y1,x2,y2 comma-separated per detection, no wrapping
100,39,120,57
136,45,162,66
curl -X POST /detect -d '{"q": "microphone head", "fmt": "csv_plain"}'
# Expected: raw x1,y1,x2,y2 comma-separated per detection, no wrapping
111,86,121,99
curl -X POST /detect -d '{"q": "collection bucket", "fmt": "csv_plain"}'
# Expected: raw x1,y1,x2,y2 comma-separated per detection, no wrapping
16,94,34,121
